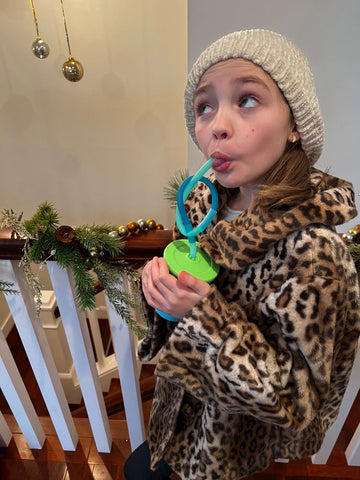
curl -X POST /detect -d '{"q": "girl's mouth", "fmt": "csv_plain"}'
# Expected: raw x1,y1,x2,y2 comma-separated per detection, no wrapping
212,156,231,173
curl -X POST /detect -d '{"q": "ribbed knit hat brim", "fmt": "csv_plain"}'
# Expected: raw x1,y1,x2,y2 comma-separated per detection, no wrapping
185,30,324,164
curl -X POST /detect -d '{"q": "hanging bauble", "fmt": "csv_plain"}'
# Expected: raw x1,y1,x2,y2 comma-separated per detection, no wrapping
32,37,50,59
62,56,84,82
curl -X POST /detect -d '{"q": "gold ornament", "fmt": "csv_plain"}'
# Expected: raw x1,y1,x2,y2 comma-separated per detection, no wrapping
146,219,156,230
60,0,84,82
62,56,84,82
29,1,50,59
117,225,129,238
127,221,139,233
116,219,164,238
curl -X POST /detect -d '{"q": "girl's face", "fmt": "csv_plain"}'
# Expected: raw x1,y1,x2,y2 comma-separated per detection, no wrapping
194,59,297,199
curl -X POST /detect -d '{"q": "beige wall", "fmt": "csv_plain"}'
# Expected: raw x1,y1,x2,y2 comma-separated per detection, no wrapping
0,0,187,229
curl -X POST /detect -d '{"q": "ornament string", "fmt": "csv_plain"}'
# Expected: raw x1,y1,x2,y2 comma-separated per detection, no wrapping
59,0,84,81
29,0,50,59
29,0,40,37
59,0,72,56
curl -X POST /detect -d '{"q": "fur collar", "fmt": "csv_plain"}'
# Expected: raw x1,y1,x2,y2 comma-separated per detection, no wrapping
193,169,358,270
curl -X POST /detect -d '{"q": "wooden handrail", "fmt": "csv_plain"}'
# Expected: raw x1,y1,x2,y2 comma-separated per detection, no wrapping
0,228,173,262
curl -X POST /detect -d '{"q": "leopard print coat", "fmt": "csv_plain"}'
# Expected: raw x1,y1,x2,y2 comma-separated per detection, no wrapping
138,169,360,480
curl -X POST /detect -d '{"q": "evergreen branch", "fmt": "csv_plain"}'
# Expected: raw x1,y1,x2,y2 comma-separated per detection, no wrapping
72,261,97,310
0,209,33,240
23,202,59,235
0,202,146,336
19,244,43,315
92,259,146,336
348,243,360,279
163,168,188,209
75,225,124,257
0,280,18,295
348,243,360,261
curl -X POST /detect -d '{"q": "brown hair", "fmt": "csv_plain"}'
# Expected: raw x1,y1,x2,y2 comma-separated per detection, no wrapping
255,145,317,213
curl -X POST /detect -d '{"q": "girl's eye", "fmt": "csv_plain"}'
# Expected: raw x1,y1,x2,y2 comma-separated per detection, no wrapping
196,104,212,116
240,96,258,108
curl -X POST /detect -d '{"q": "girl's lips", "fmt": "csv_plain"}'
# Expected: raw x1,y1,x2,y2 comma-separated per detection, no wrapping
212,156,231,173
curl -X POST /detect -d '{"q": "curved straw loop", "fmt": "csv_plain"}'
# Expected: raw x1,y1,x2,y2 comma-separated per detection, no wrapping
175,158,218,259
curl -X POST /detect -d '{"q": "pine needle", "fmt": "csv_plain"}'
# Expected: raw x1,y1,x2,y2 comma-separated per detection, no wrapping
163,168,188,209
0,280,18,296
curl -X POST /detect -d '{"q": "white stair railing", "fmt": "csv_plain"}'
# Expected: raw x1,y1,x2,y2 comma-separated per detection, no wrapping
0,259,78,451
0,257,146,453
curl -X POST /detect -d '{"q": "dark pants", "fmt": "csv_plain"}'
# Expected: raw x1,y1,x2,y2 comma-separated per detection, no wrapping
124,440,173,480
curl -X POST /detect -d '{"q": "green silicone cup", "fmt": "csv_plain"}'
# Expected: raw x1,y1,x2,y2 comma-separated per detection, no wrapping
164,239,219,283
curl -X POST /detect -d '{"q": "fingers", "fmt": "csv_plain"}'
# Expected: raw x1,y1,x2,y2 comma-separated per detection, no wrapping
178,270,211,297
141,257,176,309
141,257,211,317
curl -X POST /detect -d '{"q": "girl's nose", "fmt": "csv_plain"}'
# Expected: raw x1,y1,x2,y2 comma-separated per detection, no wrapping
211,109,233,140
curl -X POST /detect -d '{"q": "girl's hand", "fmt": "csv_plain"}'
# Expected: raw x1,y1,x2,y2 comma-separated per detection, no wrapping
142,256,211,319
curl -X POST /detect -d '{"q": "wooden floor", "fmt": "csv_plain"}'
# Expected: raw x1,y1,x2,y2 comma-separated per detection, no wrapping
0,326,359,480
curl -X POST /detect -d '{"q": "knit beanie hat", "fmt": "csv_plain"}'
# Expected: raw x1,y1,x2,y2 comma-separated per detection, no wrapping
185,29,324,164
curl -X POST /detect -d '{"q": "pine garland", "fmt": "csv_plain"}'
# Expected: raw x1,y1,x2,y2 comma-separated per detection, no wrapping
163,168,188,209
0,202,146,336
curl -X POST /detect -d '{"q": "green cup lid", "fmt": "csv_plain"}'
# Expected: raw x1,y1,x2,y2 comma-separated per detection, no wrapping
164,239,219,283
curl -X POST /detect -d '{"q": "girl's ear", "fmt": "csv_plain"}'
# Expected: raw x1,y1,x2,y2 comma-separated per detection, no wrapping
288,125,299,143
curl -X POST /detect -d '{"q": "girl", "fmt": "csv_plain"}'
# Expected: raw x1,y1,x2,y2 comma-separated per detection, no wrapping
125,29,360,480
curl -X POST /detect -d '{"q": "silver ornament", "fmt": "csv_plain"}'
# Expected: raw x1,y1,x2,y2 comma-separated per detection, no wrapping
62,56,84,82
109,230,119,237
342,232,353,243
32,37,50,59
137,219,147,231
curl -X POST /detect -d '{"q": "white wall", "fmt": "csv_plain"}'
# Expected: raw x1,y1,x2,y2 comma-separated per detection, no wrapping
187,0,359,231
0,0,187,229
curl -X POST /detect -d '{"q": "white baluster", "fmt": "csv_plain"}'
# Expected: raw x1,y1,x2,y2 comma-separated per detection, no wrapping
106,273,145,451
87,308,106,367
46,261,112,453
0,260,78,451
0,412,12,447
346,422,360,466
0,327,45,448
